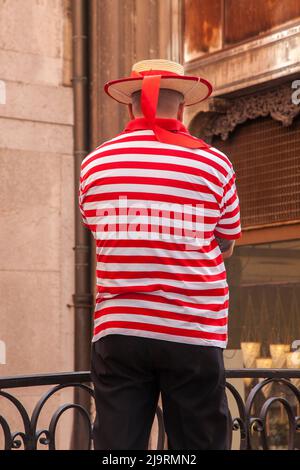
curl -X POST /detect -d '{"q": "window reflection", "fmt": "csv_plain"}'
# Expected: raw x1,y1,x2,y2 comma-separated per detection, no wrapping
226,239,300,358
225,239,300,449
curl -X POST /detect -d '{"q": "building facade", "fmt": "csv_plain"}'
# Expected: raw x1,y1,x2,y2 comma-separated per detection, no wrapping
0,0,299,450
0,0,75,449
183,0,300,366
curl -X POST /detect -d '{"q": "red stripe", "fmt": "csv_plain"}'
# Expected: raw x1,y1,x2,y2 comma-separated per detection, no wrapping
97,254,224,267
94,321,227,341
94,305,228,327
96,269,226,282
95,237,219,251
96,284,228,297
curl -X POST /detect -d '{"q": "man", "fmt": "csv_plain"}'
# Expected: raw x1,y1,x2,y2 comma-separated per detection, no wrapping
79,59,242,450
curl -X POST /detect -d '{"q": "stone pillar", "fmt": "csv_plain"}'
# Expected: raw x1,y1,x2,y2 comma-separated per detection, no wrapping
0,0,75,449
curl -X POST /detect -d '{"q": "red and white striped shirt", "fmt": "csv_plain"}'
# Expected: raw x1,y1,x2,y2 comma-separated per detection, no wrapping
79,118,242,348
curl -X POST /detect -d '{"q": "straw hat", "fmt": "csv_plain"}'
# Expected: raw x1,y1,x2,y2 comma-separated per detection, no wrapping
104,59,212,149
104,59,212,106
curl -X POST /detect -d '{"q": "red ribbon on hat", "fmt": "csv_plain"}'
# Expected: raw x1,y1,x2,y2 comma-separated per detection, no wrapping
130,70,209,149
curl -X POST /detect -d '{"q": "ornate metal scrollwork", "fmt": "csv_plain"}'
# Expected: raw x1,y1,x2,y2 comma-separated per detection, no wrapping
244,377,300,450
191,82,300,141
225,381,247,450
0,377,165,450
1,370,300,450
0,382,95,450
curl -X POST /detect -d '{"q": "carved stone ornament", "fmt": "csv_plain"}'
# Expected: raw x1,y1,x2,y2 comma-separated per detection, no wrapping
200,82,300,141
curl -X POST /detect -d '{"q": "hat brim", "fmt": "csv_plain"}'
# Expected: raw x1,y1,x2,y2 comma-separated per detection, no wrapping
104,75,212,106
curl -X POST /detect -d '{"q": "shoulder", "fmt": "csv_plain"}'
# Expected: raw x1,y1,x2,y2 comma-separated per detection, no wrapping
201,144,235,182
204,144,233,169
80,133,130,173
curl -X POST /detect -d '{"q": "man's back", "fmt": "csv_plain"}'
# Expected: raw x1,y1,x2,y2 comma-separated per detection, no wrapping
79,124,241,349
88,59,242,451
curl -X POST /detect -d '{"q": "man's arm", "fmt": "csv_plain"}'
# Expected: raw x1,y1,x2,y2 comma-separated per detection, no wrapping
216,237,235,259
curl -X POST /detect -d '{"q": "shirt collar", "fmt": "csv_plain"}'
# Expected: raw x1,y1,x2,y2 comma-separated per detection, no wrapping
124,117,191,134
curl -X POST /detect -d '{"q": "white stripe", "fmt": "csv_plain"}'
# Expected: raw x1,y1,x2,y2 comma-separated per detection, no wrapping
83,168,223,197
92,329,227,348
95,298,228,318
83,199,221,218
97,277,228,290
97,246,221,259
96,262,225,275
86,183,217,203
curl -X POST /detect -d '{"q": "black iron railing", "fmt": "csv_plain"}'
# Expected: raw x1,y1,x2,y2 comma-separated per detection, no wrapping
1,370,300,450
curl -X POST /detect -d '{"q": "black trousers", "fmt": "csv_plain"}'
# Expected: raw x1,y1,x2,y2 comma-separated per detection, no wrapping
91,334,229,450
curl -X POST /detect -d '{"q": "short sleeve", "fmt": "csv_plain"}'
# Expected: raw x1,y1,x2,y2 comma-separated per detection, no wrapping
214,168,242,240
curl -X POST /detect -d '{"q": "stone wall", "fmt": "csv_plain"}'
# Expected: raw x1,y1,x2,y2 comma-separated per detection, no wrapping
0,0,74,449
